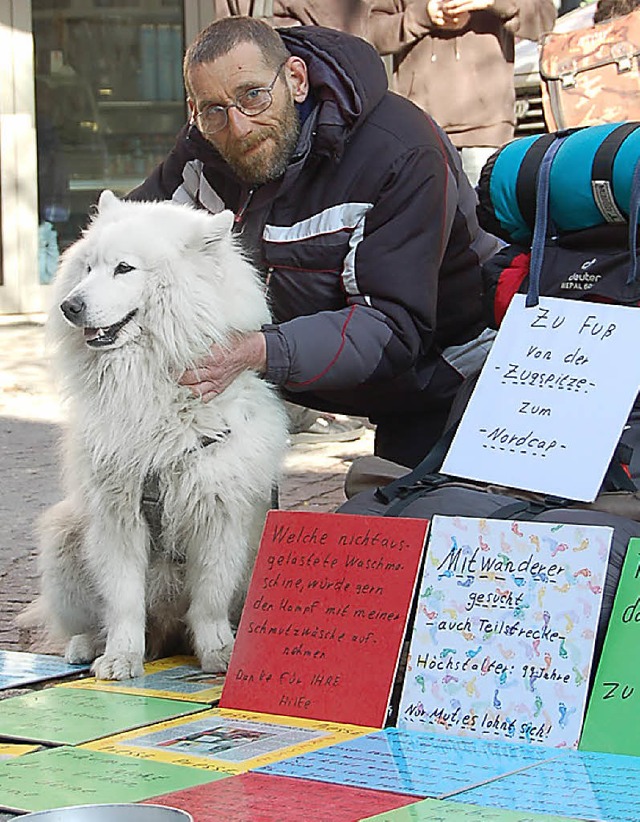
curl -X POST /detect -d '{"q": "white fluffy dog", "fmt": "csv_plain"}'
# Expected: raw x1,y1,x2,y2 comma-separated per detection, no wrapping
27,191,288,680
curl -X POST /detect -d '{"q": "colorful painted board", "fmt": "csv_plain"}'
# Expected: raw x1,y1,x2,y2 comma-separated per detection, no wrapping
361,797,587,821
0,746,220,814
452,749,640,821
398,515,612,748
0,650,89,689
580,537,640,756
220,510,429,727
442,295,640,502
257,728,555,798
0,687,208,745
84,707,375,774
144,771,417,822
60,656,224,703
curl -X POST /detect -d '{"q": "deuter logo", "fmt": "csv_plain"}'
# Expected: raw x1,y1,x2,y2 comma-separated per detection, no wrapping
562,269,602,290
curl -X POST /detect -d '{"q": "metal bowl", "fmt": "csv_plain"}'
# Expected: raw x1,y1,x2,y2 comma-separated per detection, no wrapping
20,805,193,822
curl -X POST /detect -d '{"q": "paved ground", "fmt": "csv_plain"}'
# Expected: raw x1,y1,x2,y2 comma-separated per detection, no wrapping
0,320,374,653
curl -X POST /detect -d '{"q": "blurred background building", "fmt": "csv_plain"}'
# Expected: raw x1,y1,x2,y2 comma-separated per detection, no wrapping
0,0,588,318
0,1,230,316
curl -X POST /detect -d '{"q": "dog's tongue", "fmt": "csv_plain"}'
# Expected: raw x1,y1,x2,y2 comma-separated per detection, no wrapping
81,311,136,348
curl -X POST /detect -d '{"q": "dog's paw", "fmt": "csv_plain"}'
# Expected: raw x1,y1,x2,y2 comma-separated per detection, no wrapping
91,652,144,681
65,634,98,664
192,617,234,672
200,643,234,673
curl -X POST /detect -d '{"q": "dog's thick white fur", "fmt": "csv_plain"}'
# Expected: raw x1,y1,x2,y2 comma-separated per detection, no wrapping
27,191,288,680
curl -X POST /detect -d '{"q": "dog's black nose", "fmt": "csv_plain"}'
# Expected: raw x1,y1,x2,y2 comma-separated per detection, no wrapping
60,295,86,325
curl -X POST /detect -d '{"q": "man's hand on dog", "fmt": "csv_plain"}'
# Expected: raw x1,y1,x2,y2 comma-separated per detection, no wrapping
179,332,267,402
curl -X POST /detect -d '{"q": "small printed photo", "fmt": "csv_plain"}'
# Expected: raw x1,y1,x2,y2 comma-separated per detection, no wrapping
157,724,275,756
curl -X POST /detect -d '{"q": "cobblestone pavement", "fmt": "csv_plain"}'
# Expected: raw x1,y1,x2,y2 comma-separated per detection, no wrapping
0,321,374,652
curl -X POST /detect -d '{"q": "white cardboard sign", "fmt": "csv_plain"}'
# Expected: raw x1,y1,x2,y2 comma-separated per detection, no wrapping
442,295,640,502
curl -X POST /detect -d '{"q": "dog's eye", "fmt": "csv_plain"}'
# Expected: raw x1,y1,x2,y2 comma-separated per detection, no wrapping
114,262,134,276
87,265,91,273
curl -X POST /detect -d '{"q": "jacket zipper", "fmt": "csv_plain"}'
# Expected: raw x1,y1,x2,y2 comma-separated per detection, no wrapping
234,188,254,229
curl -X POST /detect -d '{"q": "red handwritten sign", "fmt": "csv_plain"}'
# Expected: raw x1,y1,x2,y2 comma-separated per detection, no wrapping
220,511,428,727
145,771,417,821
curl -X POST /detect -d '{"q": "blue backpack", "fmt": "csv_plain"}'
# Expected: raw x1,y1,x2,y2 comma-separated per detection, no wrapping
478,121,640,245
478,122,640,326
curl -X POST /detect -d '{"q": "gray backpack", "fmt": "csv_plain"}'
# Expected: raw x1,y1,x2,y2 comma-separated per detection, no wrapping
337,422,640,670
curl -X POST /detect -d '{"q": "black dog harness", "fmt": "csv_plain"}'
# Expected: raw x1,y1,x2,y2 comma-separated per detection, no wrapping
141,429,231,555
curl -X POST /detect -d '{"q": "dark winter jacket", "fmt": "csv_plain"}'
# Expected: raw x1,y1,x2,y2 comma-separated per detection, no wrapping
129,26,501,420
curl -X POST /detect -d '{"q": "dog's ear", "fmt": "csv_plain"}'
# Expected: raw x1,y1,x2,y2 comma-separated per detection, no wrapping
97,190,121,213
203,209,235,244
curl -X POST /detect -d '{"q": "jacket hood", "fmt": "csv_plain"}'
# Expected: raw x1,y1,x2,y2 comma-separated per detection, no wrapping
279,26,388,159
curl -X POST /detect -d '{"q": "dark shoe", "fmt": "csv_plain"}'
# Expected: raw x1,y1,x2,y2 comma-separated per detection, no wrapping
290,413,367,444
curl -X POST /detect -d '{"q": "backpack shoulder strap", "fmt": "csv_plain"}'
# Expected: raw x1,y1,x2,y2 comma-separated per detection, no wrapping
526,133,570,307
627,158,640,285
374,426,458,505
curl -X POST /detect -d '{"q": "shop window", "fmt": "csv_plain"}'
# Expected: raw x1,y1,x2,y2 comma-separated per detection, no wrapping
32,0,186,284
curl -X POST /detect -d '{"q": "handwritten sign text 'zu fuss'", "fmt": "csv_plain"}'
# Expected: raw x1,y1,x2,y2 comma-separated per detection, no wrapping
442,296,640,501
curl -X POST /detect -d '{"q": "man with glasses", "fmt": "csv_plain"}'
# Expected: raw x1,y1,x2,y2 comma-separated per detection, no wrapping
129,16,500,468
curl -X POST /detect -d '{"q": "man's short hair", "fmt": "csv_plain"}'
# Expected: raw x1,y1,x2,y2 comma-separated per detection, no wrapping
184,16,290,98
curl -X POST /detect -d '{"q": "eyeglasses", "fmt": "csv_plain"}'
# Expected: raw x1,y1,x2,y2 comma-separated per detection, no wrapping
193,61,287,135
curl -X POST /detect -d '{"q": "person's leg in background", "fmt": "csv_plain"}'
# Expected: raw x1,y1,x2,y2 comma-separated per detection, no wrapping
458,146,497,189
372,328,496,468
373,405,452,469
285,402,367,444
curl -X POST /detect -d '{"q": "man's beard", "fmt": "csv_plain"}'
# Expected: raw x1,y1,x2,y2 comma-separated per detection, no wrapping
215,95,301,187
